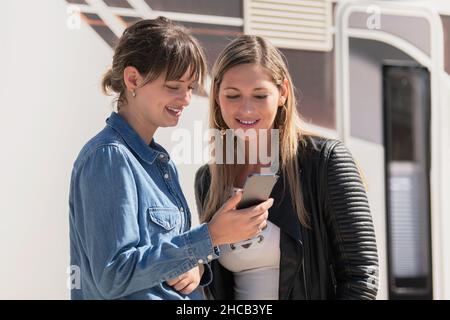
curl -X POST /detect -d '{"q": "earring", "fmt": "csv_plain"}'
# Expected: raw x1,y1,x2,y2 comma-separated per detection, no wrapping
132,90,136,98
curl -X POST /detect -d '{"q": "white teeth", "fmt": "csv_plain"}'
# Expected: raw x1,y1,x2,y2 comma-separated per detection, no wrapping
167,106,182,113
237,119,257,125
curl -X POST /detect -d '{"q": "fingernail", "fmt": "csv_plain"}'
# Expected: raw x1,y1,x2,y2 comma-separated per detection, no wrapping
233,188,243,195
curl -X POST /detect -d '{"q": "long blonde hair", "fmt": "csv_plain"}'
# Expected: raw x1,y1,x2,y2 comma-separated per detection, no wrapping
200,35,310,227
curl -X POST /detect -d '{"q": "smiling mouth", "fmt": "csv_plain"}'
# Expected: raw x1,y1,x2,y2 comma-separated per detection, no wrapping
236,118,260,126
166,106,183,117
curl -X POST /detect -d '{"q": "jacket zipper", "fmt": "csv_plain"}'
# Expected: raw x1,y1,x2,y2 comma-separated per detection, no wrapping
286,240,304,299
298,168,310,300
298,239,310,300
298,224,310,300
302,258,310,300
329,263,337,296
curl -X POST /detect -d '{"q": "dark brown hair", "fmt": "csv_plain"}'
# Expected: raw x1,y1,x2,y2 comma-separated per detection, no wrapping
102,16,207,110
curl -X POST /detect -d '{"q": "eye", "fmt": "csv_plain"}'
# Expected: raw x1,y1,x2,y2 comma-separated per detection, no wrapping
226,95,240,99
255,95,268,99
165,85,179,90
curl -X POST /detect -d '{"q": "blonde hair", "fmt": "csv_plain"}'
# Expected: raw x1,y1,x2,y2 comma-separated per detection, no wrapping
200,35,311,227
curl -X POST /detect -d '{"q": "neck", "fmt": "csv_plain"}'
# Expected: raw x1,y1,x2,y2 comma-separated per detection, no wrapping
233,131,274,188
236,130,272,169
118,105,157,145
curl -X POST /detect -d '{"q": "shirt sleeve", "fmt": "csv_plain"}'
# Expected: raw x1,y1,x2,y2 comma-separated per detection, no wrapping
72,144,217,299
198,244,221,287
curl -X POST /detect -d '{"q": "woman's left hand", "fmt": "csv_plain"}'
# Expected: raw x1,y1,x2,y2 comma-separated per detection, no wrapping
166,264,204,295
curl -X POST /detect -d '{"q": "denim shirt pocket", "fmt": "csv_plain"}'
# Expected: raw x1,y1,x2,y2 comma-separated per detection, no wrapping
147,207,181,231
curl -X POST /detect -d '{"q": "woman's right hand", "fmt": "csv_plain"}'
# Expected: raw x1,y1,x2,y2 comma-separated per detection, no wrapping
207,191,274,246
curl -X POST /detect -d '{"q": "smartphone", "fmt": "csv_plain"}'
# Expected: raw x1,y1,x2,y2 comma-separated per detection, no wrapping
236,173,279,209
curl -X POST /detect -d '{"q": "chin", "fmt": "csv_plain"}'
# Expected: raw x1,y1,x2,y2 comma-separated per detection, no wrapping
234,129,259,141
162,119,180,128
163,123,178,128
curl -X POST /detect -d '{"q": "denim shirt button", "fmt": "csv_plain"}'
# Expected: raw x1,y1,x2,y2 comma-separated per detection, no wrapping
207,254,213,261
198,259,204,264
164,173,169,179
180,207,184,212
159,154,165,159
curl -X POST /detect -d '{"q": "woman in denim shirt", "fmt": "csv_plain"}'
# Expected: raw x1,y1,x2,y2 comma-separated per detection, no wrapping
69,17,273,300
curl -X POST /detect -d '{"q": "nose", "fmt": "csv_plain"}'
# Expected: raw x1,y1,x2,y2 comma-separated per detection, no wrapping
178,89,191,107
242,98,255,114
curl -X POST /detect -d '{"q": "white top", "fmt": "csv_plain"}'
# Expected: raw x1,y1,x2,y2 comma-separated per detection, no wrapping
218,221,281,300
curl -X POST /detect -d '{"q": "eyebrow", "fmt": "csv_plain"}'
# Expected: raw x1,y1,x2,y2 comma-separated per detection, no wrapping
166,79,198,85
223,87,268,91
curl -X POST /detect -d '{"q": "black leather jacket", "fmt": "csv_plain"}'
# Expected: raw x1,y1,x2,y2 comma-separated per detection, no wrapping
194,135,379,300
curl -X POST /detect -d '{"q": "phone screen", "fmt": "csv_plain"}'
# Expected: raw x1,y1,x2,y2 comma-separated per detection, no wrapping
236,174,278,209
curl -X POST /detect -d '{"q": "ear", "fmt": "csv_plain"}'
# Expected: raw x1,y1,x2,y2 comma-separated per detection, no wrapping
278,79,289,107
123,66,143,93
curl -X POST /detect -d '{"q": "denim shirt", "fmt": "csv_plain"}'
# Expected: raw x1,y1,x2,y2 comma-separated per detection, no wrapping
69,112,218,300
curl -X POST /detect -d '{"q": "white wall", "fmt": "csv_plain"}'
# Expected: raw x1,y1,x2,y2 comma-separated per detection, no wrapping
0,0,114,299
0,0,210,299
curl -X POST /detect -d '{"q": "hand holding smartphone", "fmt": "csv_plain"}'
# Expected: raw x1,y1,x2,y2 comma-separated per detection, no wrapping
236,173,279,210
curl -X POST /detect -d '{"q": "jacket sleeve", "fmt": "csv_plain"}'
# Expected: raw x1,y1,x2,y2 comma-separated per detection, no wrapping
325,141,379,299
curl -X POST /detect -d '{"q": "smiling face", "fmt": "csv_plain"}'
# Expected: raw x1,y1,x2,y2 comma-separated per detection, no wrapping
122,65,198,136
137,69,197,129
217,63,287,136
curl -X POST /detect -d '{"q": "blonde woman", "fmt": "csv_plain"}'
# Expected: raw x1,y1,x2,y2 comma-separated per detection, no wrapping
195,35,379,300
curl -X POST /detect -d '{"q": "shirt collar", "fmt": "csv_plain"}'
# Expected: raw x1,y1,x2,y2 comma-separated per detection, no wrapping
106,112,169,164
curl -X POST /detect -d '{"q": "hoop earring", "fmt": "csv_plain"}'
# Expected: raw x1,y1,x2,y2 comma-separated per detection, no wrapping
132,90,136,98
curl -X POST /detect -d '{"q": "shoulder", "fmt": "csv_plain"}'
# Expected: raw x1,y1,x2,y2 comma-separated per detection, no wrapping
301,135,362,188
298,134,359,180
194,164,213,207
195,164,211,188
299,134,343,162
73,126,131,171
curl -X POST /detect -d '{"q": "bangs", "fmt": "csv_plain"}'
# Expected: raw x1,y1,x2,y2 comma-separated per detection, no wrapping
165,38,206,88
